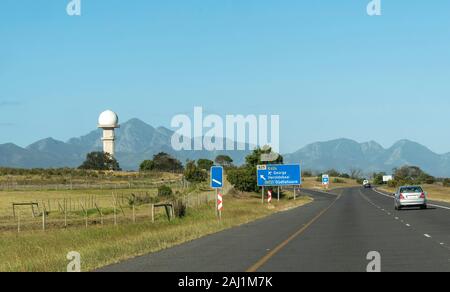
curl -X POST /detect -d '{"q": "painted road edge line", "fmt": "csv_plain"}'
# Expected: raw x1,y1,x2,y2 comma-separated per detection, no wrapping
246,194,341,272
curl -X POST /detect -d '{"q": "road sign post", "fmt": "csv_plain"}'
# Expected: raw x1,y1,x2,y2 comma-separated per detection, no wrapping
322,174,330,189
211,166,224,218
261,186,265,204
217,192,223,220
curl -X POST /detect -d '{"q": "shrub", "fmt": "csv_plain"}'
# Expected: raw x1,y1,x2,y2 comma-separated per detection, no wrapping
339,173,351,179
326,169,341,177
372,172,386,185
302,170,313,177
184,161,207,183
173,199,187,218
356,178,365,184
333,178,345,184
144,152,184,172
215,155,234,167
79,152,121,171
139,160,155,172
158,185,173,197
393,166,435,185
443,179,450,187
227,166,258,192
197,159,214,171
387,180,398,188
128,193,153,206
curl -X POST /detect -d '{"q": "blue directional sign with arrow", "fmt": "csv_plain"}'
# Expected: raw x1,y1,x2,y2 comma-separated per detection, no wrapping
210,166,224,189
322,174,330,185
257,164,301,187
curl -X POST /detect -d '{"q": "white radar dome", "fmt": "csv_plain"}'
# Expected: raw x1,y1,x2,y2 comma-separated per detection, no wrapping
98,110,119,127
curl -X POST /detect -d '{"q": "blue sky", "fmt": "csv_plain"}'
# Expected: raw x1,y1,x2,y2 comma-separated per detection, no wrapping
1,0,450,154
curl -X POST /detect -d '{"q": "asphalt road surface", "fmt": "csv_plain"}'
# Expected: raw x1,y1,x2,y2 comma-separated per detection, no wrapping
99,187,450,272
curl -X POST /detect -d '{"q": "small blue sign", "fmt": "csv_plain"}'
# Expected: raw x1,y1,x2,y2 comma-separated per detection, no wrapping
322,174,330,185
210,166,224,189
257,164,302,187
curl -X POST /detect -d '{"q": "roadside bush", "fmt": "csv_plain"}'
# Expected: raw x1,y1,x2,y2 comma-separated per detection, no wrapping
339,173,351,179
326,169,341,177
158,185,173,197
393,166,435,185
128,193,153,206
228,166,258,193
387,180,398,188
173,199,187,218
302,170,313,177
333,178,345,184
356,178,365,184
139,160,155,172
372,172,385,185
443,179,450,187
184,161,207,183
197,159,214,171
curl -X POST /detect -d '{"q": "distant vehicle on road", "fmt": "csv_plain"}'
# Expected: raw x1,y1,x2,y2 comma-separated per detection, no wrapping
363,180,371,188
394,186,427,210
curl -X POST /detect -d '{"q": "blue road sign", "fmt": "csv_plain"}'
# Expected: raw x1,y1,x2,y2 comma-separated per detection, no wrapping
210,166,224,189
257,164,301,187
322,174,330,185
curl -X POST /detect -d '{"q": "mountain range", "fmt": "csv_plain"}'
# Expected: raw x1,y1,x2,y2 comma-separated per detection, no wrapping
1,118,449,177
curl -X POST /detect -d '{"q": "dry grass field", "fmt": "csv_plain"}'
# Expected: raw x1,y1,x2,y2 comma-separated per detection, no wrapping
0,192,312,272
0,171,314,271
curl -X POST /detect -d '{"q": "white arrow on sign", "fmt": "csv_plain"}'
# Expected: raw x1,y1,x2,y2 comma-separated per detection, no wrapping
260,175,266,181
212,179,222,186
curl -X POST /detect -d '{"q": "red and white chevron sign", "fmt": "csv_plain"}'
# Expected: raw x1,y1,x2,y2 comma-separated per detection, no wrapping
268,190,272,203
217,193,223,211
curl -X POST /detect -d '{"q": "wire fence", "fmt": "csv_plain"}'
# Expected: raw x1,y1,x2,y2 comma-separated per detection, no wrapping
0,179,184,192
0,185,228,233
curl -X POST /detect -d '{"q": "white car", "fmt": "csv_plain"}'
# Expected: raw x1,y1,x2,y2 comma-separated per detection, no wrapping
394,186,427,210
363,180,371,188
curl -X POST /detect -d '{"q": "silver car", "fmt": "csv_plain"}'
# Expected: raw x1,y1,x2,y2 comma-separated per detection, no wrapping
394,186,427,210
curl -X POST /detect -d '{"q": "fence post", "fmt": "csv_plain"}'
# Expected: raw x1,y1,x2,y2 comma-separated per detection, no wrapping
64,198,68,228
113,194,117,226
132,204,136,223
42,204,46,231
151,204,154,223
17,211,21,233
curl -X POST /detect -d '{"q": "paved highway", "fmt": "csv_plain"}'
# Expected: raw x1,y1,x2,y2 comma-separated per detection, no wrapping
99,188,450,272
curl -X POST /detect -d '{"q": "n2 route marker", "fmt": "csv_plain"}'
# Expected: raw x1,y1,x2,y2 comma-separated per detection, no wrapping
257,164,302,204
210,166,224,218
322,174,330,189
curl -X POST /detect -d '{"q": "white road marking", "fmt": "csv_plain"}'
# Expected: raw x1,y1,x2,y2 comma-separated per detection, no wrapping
428,204,450,210
361,190,448,250
373,189,450,210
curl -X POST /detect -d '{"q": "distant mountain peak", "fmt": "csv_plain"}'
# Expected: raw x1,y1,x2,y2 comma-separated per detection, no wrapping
123,118,152,127
284,138,450,177
1,121,450,176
